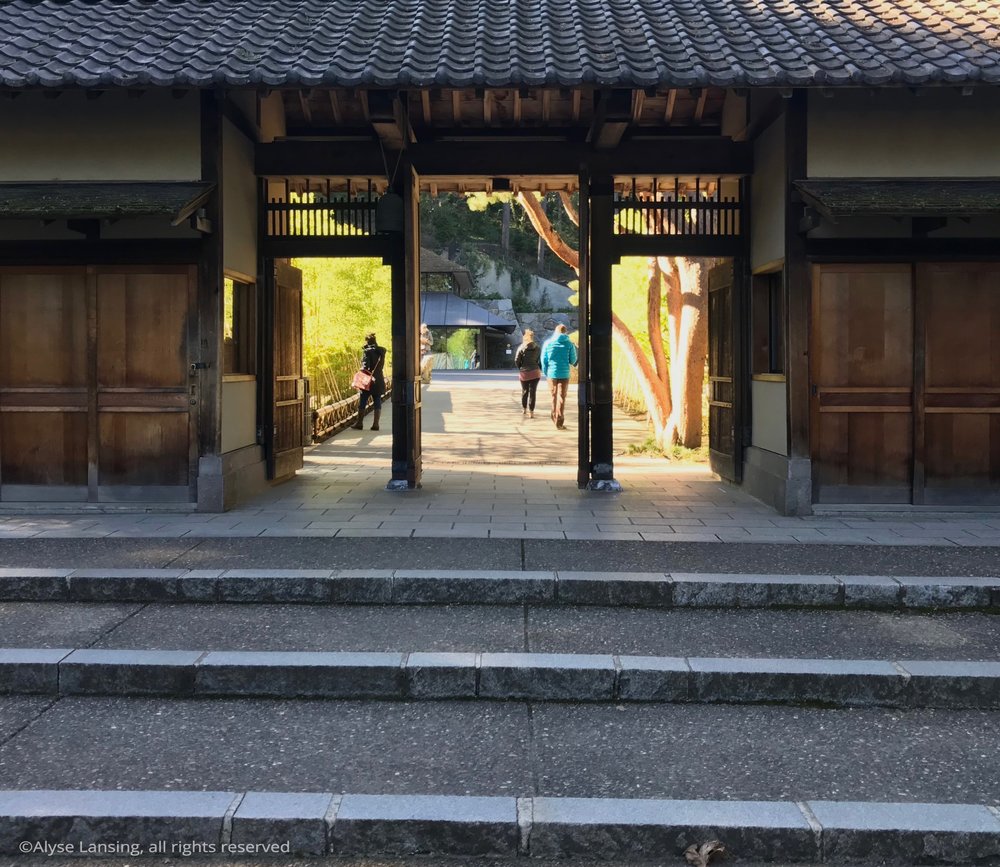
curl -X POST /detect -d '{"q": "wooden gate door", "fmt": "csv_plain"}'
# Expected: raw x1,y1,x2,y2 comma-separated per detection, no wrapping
708,261,742,481
0,269,89,501
811,265,914,504
0,266,197,502
919,263,1000,504
266,260,304,480
95,267,197,502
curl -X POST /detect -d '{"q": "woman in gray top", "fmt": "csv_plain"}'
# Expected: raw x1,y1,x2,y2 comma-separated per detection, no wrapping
514,329,542,418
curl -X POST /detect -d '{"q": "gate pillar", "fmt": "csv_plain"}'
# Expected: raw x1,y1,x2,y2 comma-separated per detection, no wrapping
387,160,422,489
587,175,621,491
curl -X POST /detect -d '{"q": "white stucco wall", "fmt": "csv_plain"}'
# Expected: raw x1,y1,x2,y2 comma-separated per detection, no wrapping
751,115,785,270
223,119,258,278
751,379,788,456
0,90,200,181
221,379,257,453
808,88,1000,178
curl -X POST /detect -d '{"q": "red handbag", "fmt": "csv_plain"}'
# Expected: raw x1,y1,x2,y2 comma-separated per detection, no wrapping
351,369,374,391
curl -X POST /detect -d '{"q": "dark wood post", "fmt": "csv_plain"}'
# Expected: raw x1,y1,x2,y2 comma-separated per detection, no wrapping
196,89,224,510
784,91,811,466
388,159,422,489
587,175,620,489
576,172,591,488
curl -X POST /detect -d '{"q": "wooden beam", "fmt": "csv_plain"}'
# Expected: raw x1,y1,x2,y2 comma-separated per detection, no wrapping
589,89,632,150
297,90,313,124
368,90,406,151
328,90,343,125
541,89,552,123
631,90,645,123
483,90,492,125
257,137,753,177
693,88,708,124
420,90,431,126
572,89,582,123
589,175,616,483
0,239,201,264
451,89,461,125
197,90,224,481
783,89,810,463
513,90,522,124
664,89,677,123
359,90,370,121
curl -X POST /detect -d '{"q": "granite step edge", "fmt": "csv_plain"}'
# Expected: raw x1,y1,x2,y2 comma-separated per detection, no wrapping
0,567,998,610
2,648,1000,708
2,790,1000,863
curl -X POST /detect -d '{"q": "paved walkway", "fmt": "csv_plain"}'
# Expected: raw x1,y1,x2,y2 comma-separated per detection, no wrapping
0,371,997,544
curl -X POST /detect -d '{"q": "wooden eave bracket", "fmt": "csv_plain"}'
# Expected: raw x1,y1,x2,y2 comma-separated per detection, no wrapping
588,89,632,151
368,90,412,151
175,187,216,231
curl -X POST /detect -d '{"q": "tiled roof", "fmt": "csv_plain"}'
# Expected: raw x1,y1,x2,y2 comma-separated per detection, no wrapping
1,0,999,90
0,182,214,221
420,291,517,332
795,178,1000,218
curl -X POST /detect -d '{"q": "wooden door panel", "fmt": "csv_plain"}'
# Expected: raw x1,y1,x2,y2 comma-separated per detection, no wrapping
269,261,304,479
0,272,87,387
98,412,189,487
0,412,87,490
812,265,914,504
97,273,188,388
708,261,741,482
0,271,89,500
920,264,1000,503
94,269,194,498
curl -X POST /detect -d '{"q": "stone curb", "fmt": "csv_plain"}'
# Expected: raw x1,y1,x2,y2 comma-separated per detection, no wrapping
3,648,1000,708
0,567,998,610
2,791,999,862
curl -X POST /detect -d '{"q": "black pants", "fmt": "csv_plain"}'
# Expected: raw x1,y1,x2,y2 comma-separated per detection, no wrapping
520,377,539,410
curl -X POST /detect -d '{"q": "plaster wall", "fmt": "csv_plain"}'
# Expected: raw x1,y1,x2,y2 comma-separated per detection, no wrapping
223,118,258,278
721,90,747,138
221,379,257,453
751,115,785,270
808,89,1000,178
0,90,200,181
259,92,287,142
751,379,788,456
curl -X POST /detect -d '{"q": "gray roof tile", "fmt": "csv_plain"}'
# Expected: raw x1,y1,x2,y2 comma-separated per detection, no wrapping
0,0,998,90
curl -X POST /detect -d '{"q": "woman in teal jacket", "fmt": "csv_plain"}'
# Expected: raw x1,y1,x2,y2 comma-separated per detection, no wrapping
540,324,578,429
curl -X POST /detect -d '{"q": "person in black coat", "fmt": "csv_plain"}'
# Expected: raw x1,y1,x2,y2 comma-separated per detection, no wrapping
514,329,542,418
353,332,387,431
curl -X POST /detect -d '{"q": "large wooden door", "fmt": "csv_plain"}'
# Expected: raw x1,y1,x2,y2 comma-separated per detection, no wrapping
0,266,197,502
919,263,1000,504
811,265,914,504
708,261,742,481
266,260,304,480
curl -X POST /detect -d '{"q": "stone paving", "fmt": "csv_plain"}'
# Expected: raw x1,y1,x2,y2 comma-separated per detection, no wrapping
0,371,997,545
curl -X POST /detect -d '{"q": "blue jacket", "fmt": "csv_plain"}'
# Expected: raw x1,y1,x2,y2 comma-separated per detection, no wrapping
541,332,578,380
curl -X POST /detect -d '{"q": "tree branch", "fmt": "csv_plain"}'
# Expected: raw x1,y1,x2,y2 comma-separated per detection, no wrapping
558,191,580,227
515,191,579,271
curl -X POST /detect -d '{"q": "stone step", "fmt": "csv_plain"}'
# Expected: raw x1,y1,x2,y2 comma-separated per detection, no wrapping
3,789,1000,862
3,647,1000,708
2,567,998,610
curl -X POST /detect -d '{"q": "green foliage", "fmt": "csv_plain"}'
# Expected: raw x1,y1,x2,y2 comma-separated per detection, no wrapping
445,329,478,368
625,436,709,463
294,257,392,405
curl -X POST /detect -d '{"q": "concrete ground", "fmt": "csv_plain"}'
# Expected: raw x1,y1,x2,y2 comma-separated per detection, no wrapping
0,371,996,545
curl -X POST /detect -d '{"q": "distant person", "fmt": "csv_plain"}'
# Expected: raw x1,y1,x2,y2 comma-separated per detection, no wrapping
514,329,542,418
419,323,434,385
352,332,386,431
471,349,481,369
540,323,578,430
